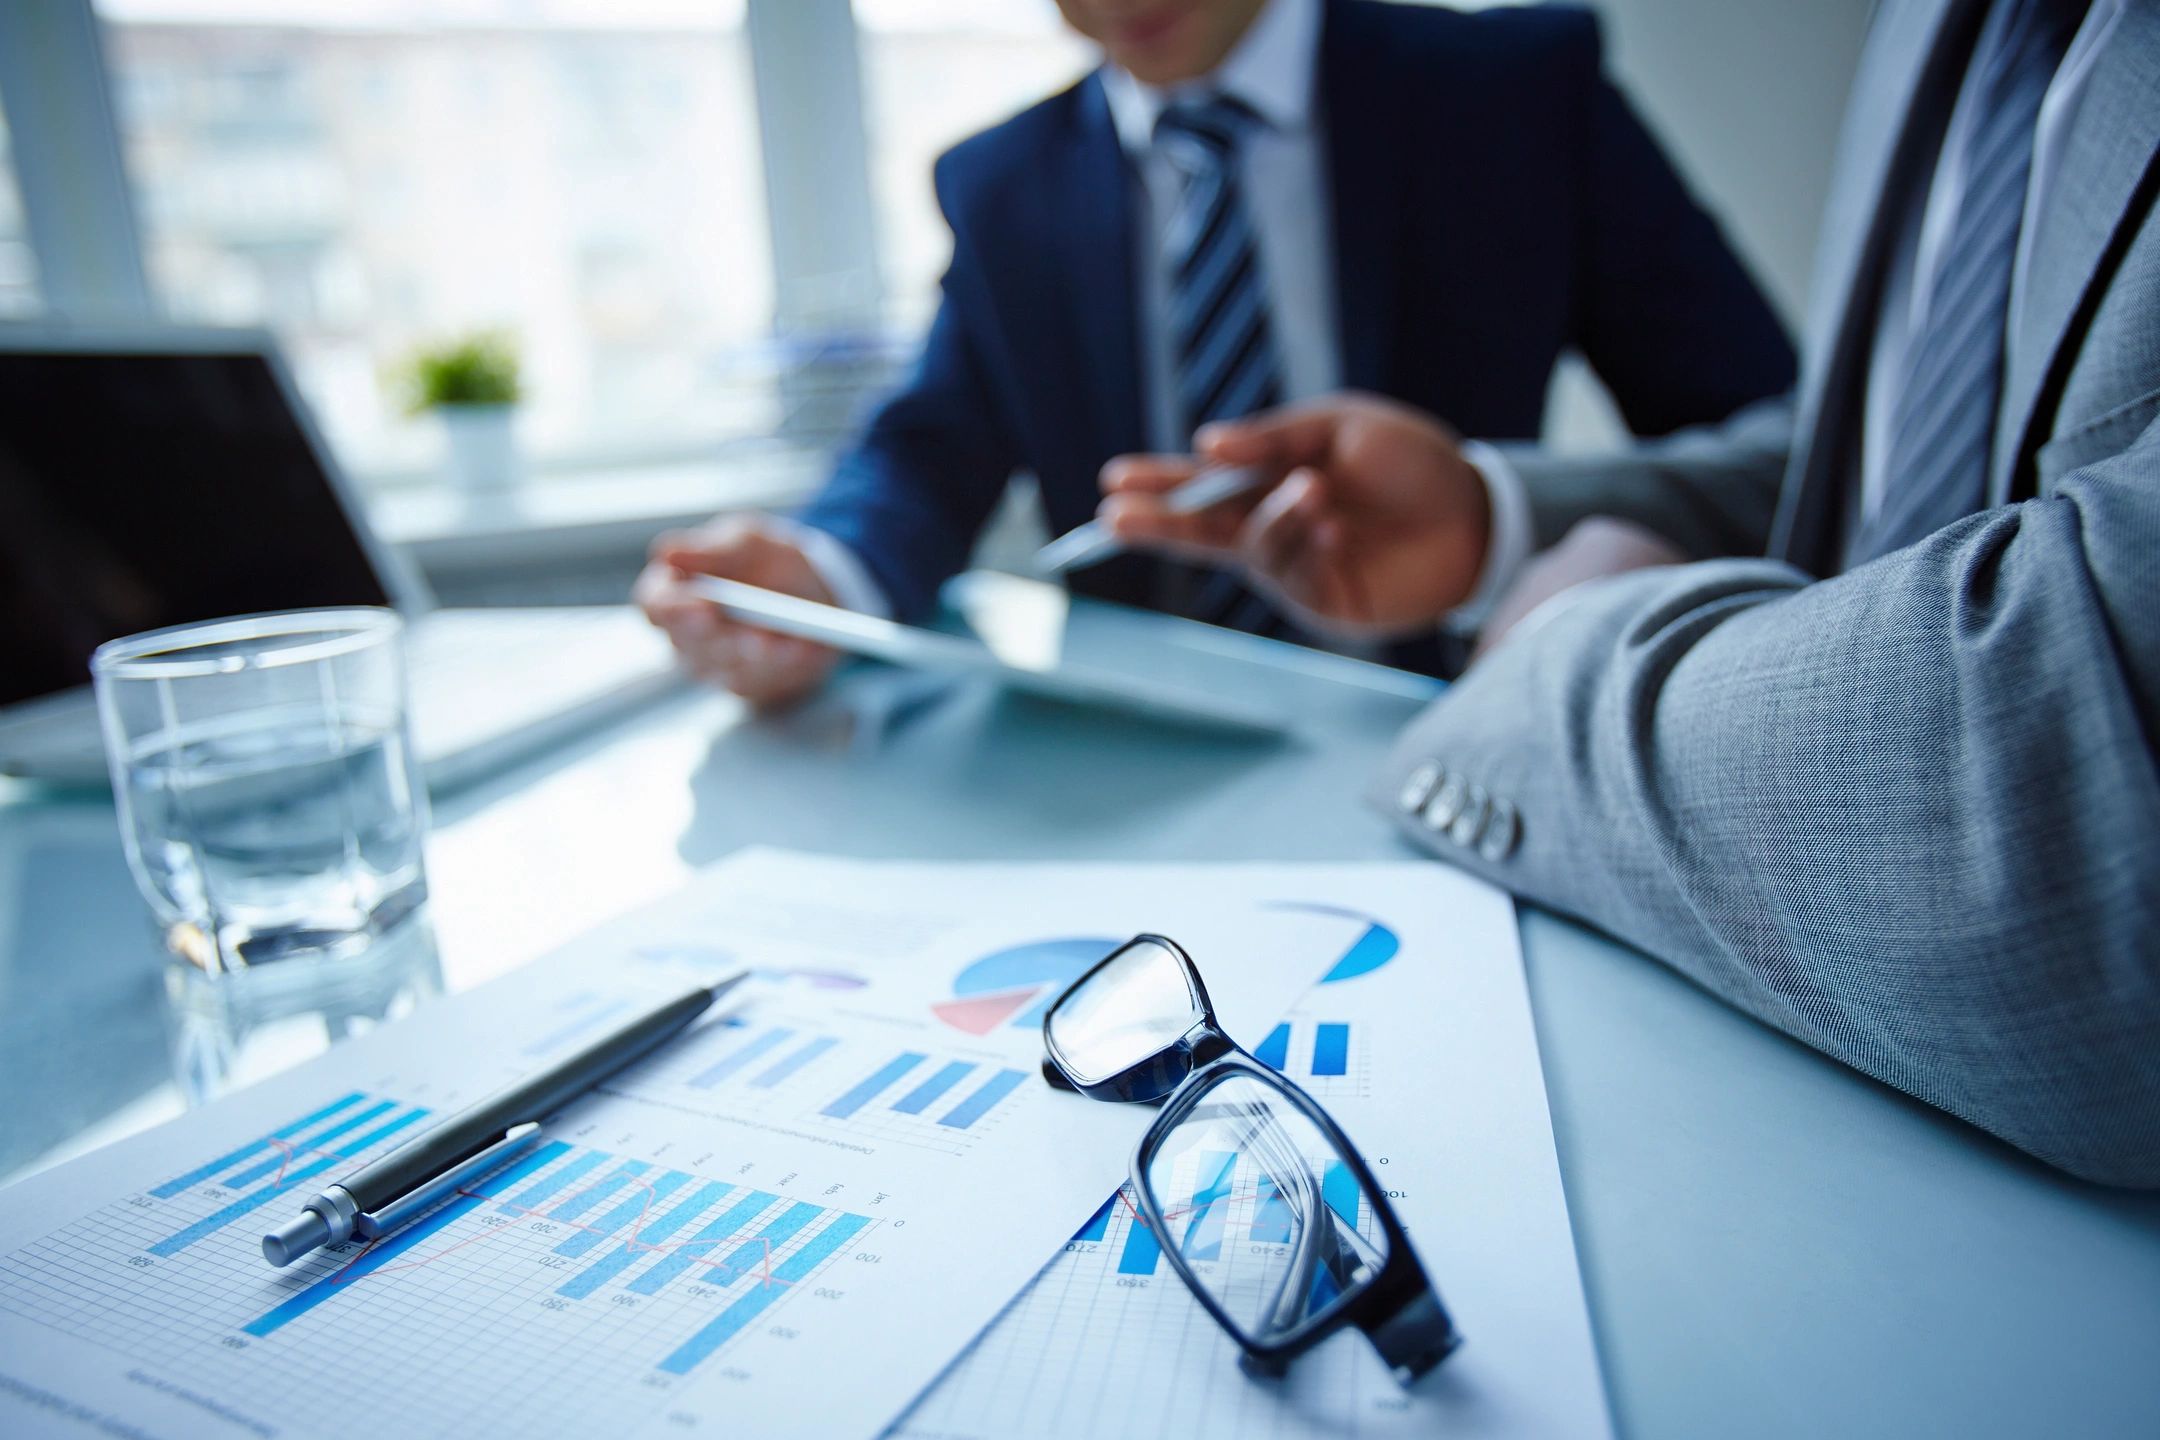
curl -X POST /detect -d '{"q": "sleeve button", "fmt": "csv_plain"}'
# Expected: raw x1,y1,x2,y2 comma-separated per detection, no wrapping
1448,786,1491,848
1397,760,1444,814
1421,774,1470,833
1478,800,1520,861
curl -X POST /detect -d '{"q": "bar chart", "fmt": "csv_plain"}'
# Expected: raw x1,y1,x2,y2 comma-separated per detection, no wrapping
633,1017,1037,1155
0,1091,888,1439
237,1134,874,1378
1251,1019,1369,1098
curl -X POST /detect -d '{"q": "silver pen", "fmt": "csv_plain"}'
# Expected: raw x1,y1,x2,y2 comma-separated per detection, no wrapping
1033,464,1268,575
261,973,746,1267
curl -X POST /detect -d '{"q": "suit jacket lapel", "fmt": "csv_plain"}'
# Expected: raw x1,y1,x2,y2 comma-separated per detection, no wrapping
1773,0,1979,566
1992,0,2160,503
1320,1,1399,391
1058,74,1148,461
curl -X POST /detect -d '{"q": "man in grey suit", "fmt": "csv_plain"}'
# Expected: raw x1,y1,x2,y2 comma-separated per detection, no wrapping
1102,0,2160,1187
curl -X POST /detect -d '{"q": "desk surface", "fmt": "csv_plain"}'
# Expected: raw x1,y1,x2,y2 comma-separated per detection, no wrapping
2,598,2155,1439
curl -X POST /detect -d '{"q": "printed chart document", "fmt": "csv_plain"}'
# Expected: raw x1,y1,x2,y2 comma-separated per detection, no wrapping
0,851,1390,1440
894,865,1613,1439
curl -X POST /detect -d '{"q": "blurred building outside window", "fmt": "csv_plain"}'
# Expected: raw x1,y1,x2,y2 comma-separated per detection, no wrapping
853,0,1092,331
97,0,779,491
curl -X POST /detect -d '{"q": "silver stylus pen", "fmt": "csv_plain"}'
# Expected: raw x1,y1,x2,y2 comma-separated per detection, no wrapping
1033,464,1267,575
260,972,746,1268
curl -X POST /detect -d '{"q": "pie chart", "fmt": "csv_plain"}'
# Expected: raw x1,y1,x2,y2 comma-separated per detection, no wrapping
933,937,1120,1036
1265,902,1400,983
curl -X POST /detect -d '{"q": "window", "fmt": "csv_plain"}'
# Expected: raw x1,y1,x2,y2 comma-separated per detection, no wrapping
98,0,775,486
854,0,1092,328
0,80,40,317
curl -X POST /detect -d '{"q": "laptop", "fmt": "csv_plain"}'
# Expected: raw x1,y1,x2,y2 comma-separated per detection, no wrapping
0,326,683,792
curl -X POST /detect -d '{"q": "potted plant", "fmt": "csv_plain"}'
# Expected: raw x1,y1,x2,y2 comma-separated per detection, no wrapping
401,332,523,489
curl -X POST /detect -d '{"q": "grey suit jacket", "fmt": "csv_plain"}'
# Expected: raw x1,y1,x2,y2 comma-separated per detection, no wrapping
1374,0,2160,1186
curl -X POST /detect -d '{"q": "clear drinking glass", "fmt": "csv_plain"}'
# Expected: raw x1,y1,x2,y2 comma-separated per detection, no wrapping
92,608,432,977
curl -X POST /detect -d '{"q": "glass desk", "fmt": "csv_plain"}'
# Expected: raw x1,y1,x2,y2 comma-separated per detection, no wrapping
2,597,2155,1438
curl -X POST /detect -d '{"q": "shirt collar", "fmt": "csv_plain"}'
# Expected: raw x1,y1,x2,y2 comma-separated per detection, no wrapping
1099,0,1320,155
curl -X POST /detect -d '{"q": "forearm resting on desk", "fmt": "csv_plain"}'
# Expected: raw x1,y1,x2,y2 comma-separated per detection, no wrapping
1371,454,2160,1186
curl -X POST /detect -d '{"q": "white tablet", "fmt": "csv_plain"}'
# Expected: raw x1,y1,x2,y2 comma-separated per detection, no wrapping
688,576,1291,736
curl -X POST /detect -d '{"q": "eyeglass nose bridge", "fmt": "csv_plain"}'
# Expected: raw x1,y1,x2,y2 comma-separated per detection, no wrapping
1039,1015,1236,1101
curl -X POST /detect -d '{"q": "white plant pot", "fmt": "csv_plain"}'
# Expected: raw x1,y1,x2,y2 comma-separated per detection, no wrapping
438,404,519,490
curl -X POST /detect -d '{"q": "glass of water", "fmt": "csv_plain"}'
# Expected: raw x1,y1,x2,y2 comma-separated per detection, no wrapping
92,608,432,978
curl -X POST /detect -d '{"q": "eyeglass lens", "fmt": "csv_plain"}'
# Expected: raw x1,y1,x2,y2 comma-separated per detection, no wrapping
1141,1071,1390,1346
1047,937,1205,1087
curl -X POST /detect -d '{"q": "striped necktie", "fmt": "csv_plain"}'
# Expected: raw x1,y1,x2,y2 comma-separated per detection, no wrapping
1156,94,1285,442
1153,94,1289,631
1851,0,2089,565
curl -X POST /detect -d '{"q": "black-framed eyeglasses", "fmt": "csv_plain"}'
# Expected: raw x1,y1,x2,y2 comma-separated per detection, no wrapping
1041,934,1461,1384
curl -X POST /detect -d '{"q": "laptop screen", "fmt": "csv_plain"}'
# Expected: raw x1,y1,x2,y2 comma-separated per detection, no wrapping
0,348,394,709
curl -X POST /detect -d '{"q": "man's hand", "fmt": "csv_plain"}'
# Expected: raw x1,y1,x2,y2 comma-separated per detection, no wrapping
1098,393,1492,637
632,517,841,707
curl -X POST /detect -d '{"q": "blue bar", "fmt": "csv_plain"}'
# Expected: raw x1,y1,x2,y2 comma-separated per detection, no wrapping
1072,1195,1114,1243
223,1099,399,1187
245,1141,570,1337
625,1189,777,1295
658,1213,871,1376
891,1060,975,1115
1312,1024,1350,1077
1178,1151,1238,1262
150,1092,366,1199
752,1036,839,1088
1251,1176,1294,1244
559,1181,728,1299
936,1068,1026,1130
149,1107,429,1257
550,1160,649,1221
689,1028,794,1090
822,1052,926,1119
556,1171,690,1257
695,1200,822,1290
1322,1160,1359,1226
1117,1211,1162,1276
1253,1024,1291,1071
499,1149,608,1215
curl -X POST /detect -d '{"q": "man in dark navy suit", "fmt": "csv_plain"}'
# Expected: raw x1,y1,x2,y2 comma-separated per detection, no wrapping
637,0,1796,704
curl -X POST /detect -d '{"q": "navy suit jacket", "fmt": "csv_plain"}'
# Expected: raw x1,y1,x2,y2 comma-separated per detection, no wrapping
798,0,1798,626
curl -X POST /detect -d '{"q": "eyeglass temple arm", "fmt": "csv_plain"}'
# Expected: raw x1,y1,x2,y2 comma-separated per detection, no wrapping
1362,1285,1462,1384
1233,1102,1336,1341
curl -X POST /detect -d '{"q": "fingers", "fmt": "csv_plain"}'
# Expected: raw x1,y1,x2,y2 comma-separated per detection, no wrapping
650,521,759,576
632,557,711,627
1239,470,1328,578
1100,453,1205,496
634,555,836,706
1100,489,1251,562
1193,400,1347,469
690,627,838,709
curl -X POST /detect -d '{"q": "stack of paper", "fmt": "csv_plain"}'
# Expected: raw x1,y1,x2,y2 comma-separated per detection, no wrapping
0,850,1606,1438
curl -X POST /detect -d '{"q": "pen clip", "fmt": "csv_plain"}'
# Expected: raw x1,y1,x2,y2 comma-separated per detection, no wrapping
353,1122,546,1241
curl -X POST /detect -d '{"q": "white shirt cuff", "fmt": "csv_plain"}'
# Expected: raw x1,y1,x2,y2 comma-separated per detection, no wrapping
1443,440,1533,633
763,516,892,619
